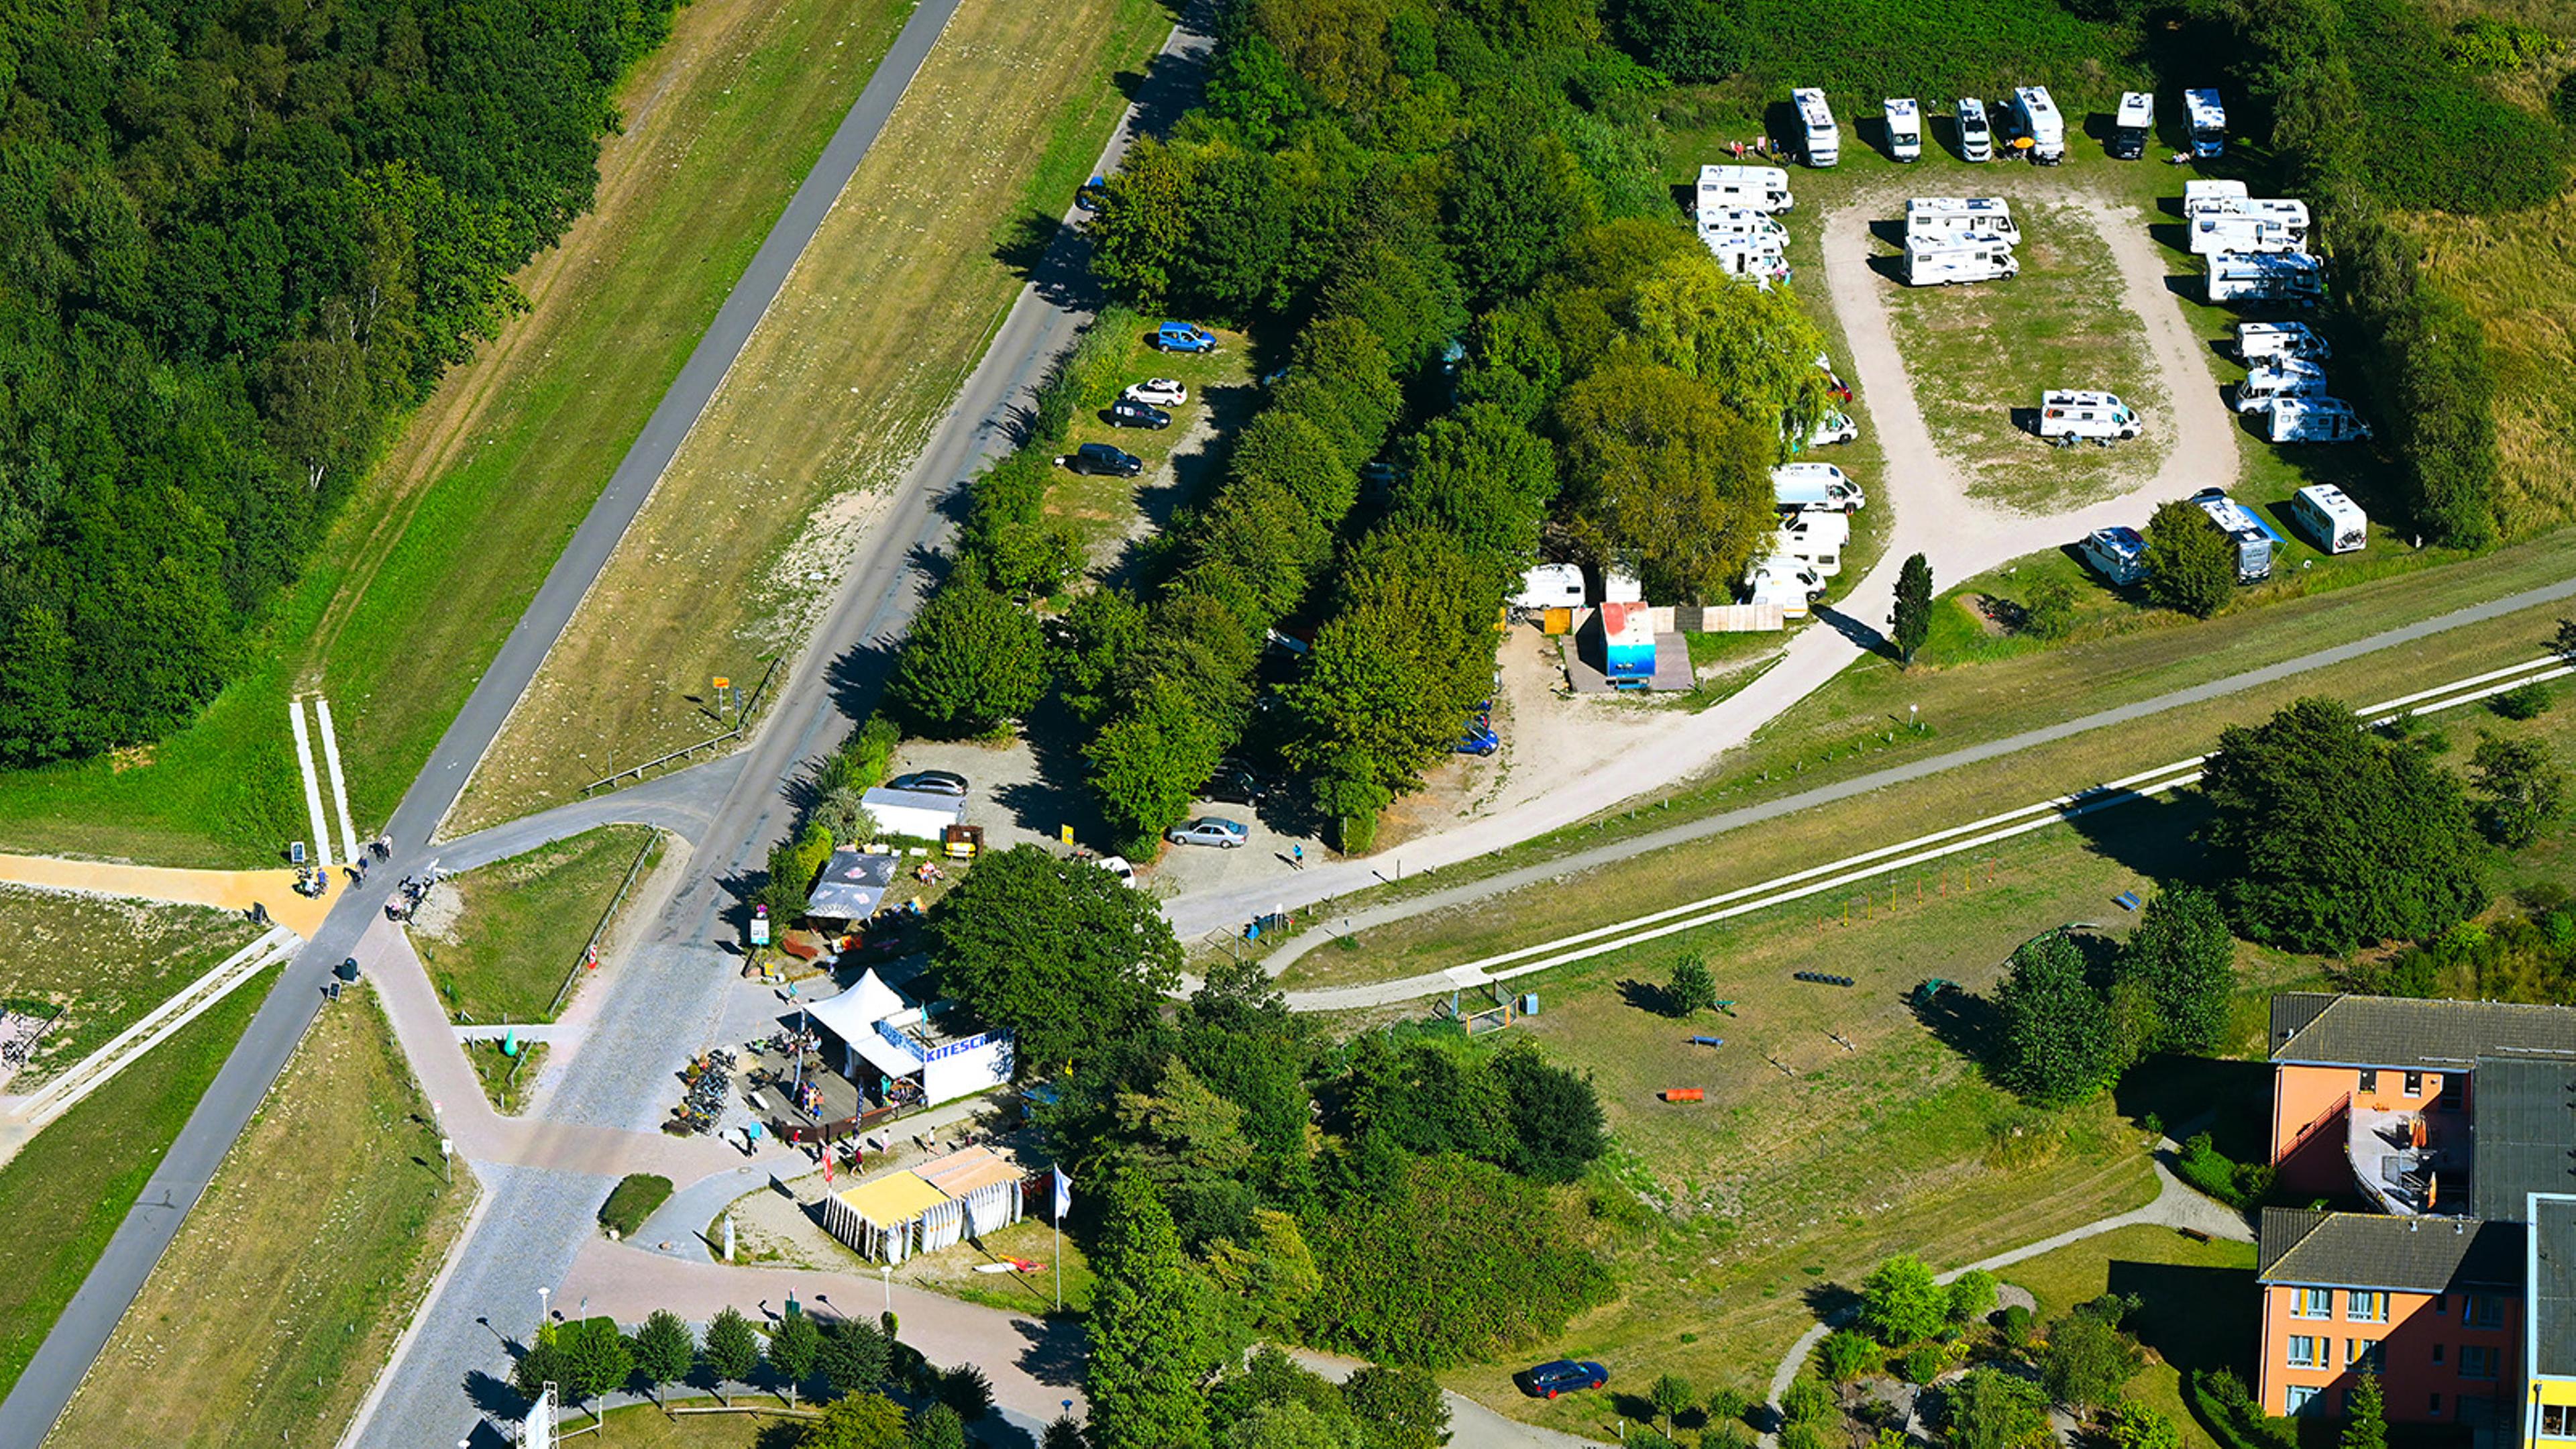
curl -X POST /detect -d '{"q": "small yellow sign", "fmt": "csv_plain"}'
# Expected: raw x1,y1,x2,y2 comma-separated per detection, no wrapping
1060,824,1075,845
712,676,731,690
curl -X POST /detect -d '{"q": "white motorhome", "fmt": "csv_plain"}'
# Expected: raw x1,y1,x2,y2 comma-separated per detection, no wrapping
2191,488,2276,582
1705,235,1792,288
2269,396,2374,445
2182,178,2250,219
1794,88,1840,166
1698,207,1789,244
1905,196,2020,246
1512,563,1585,610
2235,358,2330,413
1904,236,2019,286
2290,483,2368,554
1603,570,1644,603
2185,88,2227,158
2188,200,2310,256
1772,462,1865,513
1697,164,1793,215
2206,252,2322,307
1773,509,1848,576
1746,564,1818,619
2011,86,2065,163
1884,97,1922,161
1955,97,1994,162
2237,321,2330,365
2037,389,2141,445
2080,526,2148,586
1806,409,1858,447
2110,91,2154,160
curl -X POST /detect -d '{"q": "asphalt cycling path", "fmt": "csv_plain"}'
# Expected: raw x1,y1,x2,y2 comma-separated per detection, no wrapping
0,0,970,1440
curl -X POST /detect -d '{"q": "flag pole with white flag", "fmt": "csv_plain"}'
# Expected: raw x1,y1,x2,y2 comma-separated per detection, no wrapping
1051,1165,1073,1311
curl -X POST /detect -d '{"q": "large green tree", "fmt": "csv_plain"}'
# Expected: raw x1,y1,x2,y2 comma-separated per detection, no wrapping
1995,930,2120,1105
1555,362,1776,601
2471,731,2564,847
2143,498,2235,619
1086,674,1228,858
891,568,1048,737
929,845,1184,1072
1891,553,1933,666
1087,1174,1222,1449
2199,697,2486,953
703,1306,759,1407
2115,886,2237,1055
1858,1254,1948,1346
631,1309,694,1409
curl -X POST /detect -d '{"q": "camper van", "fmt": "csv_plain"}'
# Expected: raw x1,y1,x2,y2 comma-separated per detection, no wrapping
2185,88,2227,158
2110,91,2154,160
2237,321,2329,365
1794,88,1840,166
1904,236,2019,286
1698,207,1789,244
2037,389,2141,445
1905,197,2020,246
1884,98,1923,161
1955,97,1994,162
2269,396,2373,445
2010,86,2065,163
1772,462,1865,513
1697,164,1793,215
1806,410,1859,447
1774,509,1848,577
1746,563,1819,619
2191,488,2277,582
2206,252,2322,307
2290,484,2368,555
2182,178,2250,220
2189,200,2310,256
1705,235,1792,287
2080,526,2148,586
2235,358,2330,413
1512,563,1585,611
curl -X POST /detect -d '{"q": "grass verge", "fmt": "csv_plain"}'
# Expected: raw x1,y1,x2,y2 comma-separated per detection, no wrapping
0,888,260,1091
452,0,1180,830
411,825,659,1024
470,1039,550,1114
0,973,272,1399
45,985,472,1449
0,0,919,867
1998,1224,2260,1449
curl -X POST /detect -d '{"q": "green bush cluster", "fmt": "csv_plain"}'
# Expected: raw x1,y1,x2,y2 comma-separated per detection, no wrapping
2445,16,2561,74
1992,888,2237,1105
596,1173,674,1237
2338,0,2567,214
1032,305,1148,443
2343,903,2576,1002
1611,0,2145,107
2173,1132,2276,1208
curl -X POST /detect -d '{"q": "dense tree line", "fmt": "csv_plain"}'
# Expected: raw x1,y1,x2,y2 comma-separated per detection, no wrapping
1991,889,2237,1105
0,0,686,765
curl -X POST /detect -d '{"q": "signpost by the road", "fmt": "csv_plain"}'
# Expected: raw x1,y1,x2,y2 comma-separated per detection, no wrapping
288,841,306,866
750,904,771,948
713,675,736,722
437,1136,452,1183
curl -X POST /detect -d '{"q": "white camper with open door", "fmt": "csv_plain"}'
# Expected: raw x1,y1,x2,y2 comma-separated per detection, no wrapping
2010,86,2065,163
1794,88,1840,166
1904,235,2019,286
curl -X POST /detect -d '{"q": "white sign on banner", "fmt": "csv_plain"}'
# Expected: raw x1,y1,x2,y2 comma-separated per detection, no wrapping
521,1382,556,1449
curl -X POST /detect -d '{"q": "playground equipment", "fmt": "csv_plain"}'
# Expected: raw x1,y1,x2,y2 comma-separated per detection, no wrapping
1660,1088,1706,1103
1792,971,1856,986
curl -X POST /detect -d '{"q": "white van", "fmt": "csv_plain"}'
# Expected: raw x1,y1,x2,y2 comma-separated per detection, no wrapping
1906,197,2019,246
1904,236,2019,286
1697,164,1793,215
2206,252,2322,307
1774,510,1847,576
2038,389,2141,445
2269,396,2373,445
2110,91,2154,160
2080,526,2148,586
1746,564,1818,619
1794,88,1840,167
1884,98,1922,161
1698,207,1788,244
2185,88,2227,158
2182,178,2249,220
1705,235,1791,288
1512,563,1585,610
2237,321,2329,365
2290,484,2368,554
1772,462,1865,513
1955,97,1994,162
2235,358,2330,413
2010,86,2065,164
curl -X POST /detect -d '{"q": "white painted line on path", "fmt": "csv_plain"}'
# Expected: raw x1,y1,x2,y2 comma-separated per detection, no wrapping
315,697,362,867
289,699,333,869
13,926,299,1128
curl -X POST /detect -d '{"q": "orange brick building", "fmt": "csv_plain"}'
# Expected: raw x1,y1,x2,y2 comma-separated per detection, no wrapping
2256,1209,2522,1422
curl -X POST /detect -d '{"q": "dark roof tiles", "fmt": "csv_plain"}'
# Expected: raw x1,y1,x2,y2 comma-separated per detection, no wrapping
2255,1207,2522,1291
2269,994,2576,1071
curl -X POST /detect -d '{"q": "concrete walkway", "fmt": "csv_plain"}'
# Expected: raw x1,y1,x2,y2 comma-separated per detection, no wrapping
1761,1142,2253,1441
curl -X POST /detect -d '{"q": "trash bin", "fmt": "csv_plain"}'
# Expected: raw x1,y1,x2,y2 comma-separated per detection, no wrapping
1519,993,1539,1016
336,957,360,983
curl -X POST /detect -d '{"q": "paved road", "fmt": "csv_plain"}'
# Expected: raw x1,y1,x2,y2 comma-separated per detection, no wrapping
1260,574,2576,1000
0,3,969,1441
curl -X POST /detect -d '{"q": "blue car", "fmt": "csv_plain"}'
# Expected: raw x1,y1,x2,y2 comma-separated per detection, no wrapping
1521,1360,1607,1399
1152,321,1218,354
1456,718,1499,757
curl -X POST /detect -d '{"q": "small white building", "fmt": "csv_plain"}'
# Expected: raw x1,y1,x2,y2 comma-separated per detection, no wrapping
858,786,967,841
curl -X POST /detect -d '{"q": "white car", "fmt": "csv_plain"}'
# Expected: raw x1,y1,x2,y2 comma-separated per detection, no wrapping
1124,378,1187,407
1094,855,1140,886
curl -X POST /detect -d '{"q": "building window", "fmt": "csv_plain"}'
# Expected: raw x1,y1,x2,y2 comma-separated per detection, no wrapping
2345,1338,2382,1371
2288,1336,2324,1368
2466,1294,2506,1329
2287,1386,2322,1417
2433,1294,2449,1314
2296,1289,2334,1318
2543,1405,2576,1438
2348,1291,2386,1322
2432,1344,2445,1364
2438,1075,2465,1111
2429,1395,2443,1416
2406,1070,2424,1095
2360,1069,2380,1092
2460,1345,2498,1380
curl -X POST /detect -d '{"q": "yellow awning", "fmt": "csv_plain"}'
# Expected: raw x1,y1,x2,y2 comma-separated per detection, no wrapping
835,1170,948,1227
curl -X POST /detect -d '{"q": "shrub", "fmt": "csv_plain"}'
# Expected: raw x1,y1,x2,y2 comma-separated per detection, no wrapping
1819,1328,1880,1382
1901,1342,1954,1384
2491,681,2554,720
597,1173,674,1237
2019,577,2078,641
2108,1403,2184,1449
2174,1132,2276,1208
1860,1254,1949,1345
1707,1386,1754,1425
1947,1269,1998,1326
2000,1305,2033,1346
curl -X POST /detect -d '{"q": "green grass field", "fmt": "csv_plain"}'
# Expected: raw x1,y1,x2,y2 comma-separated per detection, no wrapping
0,0,919,868
0,974,270,1400
1998,1224,2260,1449
1046,326,1256,577
47,987,471,1449
0,888,260,1091
410,825,658,1024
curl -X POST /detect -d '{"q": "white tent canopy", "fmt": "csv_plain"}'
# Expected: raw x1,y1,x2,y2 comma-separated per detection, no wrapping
806,970,922,1079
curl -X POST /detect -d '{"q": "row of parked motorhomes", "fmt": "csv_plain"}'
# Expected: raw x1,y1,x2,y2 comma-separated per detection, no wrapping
2080,480,2367,594
1784,86,2226,169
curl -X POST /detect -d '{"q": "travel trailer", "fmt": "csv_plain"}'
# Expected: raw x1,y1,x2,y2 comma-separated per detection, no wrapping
2290,484,2368,555
1697,207,1789,244
1955,97,1994,162
2010,86,2065,163
2079,526,2148,586
1884,97,1922,161
2268,396,2373,445
2189,200,2310,256
1794,88,1840,166
2185,88,2226,158
1774,509,1848,577
2182,178,2250,219
2236,321,2329,365
1772,462,1864,513
2235,358,2330,413
1904,197,2019,246
1903,236,2019,285
2110,91,2153,159
2037,389,2141,445
1511,563,1585,610
1696,164,1793,215
1704,235,1791,287
2206,252,2322,307
2190,488,2278,582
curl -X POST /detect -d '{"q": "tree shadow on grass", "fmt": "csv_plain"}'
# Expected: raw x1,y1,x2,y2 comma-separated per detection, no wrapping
1911,981,1999,1063
2106,1258,2257,1379
2061,786,2212,888
1803,1279,1862,1326
1618,979,1678,1016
